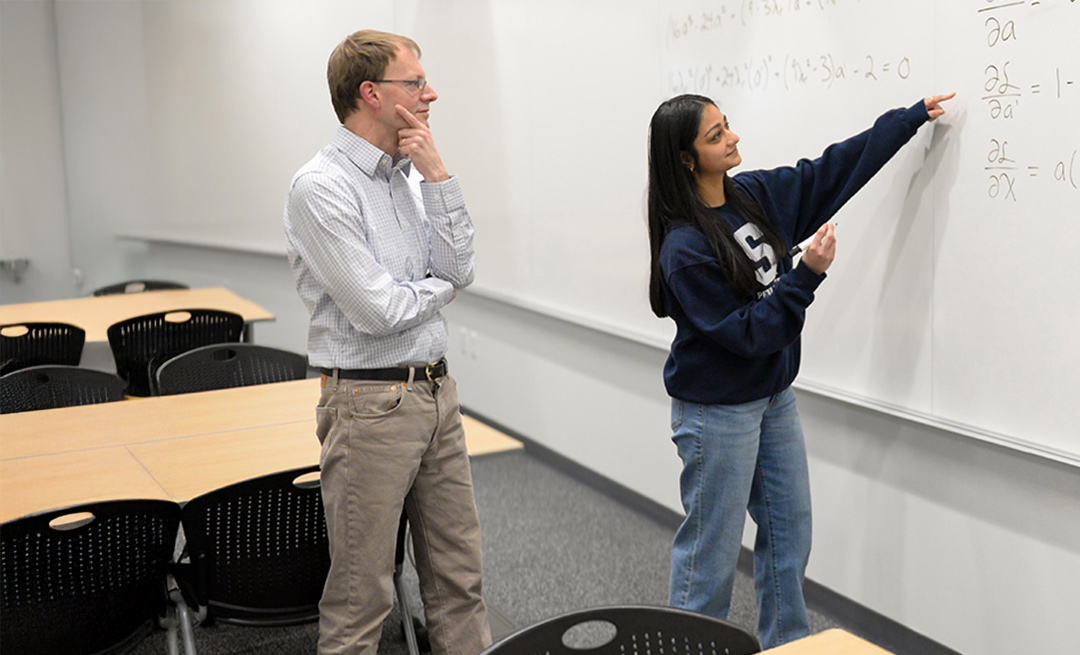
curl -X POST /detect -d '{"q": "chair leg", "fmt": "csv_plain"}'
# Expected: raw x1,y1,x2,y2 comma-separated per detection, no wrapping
396,513,430,655
165,614,179,655
163,575,199,655
172,586,199,655
395,564,421,655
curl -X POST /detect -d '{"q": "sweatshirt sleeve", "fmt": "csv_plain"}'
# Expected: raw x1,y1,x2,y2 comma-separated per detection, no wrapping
665,254,826,359
738,100,930,247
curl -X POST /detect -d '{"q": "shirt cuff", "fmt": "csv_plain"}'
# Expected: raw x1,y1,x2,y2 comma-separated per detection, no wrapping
420,176,466,214
421,276,457,305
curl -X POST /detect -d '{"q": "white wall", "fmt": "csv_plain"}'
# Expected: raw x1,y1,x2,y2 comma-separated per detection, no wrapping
0,0,74,303
443,291,1080,655
4,3,1079,654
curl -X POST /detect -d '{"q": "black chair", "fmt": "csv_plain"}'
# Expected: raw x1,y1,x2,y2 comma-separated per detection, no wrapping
0,321,85,376
177,466,424,653
0,365,128,414
93,280,189,296
106,309,244,397
478,605,761,655
155,343,308,396
177,465,330,626
0,499,190,655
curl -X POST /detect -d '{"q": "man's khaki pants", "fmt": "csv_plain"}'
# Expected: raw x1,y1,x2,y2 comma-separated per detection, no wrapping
315,371,491,655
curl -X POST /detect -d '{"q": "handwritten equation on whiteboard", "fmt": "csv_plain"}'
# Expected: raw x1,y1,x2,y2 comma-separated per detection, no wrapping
977,0,1079,201
668,53,912,95
667,0,842,43
664,0,915,95
662,0,1079,202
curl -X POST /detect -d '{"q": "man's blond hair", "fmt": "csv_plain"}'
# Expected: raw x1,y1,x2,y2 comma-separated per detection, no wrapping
327,30,421,123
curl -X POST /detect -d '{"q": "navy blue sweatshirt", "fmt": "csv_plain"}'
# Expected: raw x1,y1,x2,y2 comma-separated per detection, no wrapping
660,101,930,404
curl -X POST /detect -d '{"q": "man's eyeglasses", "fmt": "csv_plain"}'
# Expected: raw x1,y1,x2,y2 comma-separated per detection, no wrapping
373,78,427,93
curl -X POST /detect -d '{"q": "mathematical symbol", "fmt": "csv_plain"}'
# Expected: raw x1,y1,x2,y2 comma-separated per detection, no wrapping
1031,84,1041,94
1056,69,1075,98
1029,166,1039,177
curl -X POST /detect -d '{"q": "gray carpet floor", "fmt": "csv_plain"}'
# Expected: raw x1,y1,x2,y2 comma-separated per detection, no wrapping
129,449,843,654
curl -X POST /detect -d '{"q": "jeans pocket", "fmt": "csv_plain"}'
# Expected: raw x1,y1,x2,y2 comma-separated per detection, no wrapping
671,399,684,431
349,384,406,418
315,405,337,445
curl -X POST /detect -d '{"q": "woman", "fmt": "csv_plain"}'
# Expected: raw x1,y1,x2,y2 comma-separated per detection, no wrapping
647,92,953,648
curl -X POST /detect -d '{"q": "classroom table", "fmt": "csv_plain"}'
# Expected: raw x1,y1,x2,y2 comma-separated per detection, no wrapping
0,378,523,522
760,629,894,654
0,286,275,343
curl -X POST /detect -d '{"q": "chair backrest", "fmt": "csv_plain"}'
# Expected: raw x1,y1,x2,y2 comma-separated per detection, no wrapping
180,465,329,625
0,365,129,414
155,343,308,396
92,279,189,296
0,322,86,376
106,309,245,397
0,499,181,655
479,605,761,655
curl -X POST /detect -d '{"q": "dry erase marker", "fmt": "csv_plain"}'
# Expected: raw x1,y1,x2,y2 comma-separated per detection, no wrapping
788,222,837,257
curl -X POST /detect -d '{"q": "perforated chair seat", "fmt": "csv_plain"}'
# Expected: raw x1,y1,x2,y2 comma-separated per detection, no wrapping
479,605,761,655
92,279,189,296
0,322,85,376
155,343,308,396
0,499,182,655
179,465,329,626
0,365,128,414
107,309,244,397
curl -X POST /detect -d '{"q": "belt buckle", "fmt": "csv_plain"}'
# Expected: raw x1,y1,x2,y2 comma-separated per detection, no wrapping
425,359,446,383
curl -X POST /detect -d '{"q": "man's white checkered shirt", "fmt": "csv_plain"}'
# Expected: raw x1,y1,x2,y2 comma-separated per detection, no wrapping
283,125,474,368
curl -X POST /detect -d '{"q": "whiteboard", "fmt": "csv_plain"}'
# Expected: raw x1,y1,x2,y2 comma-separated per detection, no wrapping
405,0,1080,463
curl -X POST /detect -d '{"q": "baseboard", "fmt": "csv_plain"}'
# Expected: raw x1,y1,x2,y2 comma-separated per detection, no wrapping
461,406,960,655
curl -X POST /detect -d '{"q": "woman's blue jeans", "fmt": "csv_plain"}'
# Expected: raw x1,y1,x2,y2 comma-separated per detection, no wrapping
668,387,812,649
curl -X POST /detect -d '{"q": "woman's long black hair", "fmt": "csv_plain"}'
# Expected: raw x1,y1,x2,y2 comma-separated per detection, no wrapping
647,94,787,317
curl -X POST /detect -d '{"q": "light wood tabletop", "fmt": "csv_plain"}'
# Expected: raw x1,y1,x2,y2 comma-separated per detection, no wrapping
761,629,894,654
0,377,522,522
127,423,322,503
0,286,275,342
0,448,173,522
0,378,317,460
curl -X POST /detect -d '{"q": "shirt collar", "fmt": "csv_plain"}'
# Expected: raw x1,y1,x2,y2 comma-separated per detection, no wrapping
333,125,412,180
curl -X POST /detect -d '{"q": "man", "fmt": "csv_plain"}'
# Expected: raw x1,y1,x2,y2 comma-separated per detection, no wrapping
283,29,491,655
